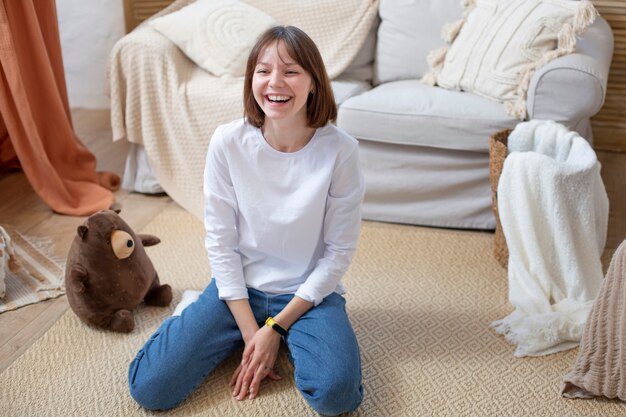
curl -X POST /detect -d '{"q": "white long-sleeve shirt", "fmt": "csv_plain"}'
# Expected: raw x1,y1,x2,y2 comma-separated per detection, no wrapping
203,118,365,306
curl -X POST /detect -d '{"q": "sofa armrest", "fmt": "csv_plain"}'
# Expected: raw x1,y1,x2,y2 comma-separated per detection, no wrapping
526,16,613,124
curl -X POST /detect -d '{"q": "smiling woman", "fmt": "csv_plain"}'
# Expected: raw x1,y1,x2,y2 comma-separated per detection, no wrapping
252,43,314,152
244,26,337,131
128,25,366,416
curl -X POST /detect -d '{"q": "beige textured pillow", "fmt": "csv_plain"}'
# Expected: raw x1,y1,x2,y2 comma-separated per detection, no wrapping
149,0,277,77
422,0,597,119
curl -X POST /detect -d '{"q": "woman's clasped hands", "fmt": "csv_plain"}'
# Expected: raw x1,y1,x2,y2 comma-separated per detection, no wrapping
230,324,283,400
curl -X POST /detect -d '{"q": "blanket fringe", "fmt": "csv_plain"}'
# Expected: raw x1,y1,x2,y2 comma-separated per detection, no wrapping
26,237,67,273
4,226,66,277
492,308,588,357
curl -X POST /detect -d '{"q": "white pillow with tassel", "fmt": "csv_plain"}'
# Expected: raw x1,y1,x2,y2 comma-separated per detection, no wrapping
422,0,597,119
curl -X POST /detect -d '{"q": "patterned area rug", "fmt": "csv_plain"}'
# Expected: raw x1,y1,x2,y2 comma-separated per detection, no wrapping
1,206,624,416
0,226,65,313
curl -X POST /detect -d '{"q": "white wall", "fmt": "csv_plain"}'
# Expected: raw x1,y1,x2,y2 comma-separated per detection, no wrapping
56,0,125,109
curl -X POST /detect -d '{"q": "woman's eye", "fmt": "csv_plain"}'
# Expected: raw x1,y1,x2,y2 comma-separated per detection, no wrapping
256,69,268,74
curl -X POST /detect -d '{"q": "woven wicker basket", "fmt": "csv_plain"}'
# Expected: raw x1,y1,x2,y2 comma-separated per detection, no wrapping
488,129,512,269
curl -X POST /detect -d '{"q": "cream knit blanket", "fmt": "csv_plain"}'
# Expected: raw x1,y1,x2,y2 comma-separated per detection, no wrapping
108,0,379,219
491,120,609,357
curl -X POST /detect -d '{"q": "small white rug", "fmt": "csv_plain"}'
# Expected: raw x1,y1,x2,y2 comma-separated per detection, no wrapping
0,226,65,313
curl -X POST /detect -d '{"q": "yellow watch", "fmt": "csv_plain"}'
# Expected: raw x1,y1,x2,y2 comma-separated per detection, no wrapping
265,317,288,336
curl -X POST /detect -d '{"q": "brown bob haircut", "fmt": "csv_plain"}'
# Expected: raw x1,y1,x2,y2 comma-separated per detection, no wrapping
243,26,337,129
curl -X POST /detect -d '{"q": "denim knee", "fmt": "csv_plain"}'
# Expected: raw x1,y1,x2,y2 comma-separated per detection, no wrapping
128,355,184,411
302,375,363,416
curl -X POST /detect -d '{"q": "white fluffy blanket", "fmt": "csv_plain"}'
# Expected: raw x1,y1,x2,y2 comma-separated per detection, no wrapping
108,0,379,219
492,120,609,357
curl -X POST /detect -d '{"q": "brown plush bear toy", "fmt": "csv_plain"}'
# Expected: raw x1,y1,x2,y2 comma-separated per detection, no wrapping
65,209,172,332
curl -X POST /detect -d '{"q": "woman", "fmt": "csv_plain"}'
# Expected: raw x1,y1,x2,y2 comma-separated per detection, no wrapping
129,25,365,416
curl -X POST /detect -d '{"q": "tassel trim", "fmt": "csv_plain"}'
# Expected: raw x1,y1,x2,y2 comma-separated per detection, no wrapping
442,18,464,43
462,0,476,9
422,0,474,87
427,45,449,68
421,46,449,86
574,1,598,32
506,0,597,120
462,0,477,18
421,70,438,86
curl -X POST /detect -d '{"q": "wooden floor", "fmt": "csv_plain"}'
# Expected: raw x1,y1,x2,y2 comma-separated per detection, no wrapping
0,109,624,374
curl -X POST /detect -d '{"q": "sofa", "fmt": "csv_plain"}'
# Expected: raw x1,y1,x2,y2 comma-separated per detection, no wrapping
110,0,614,229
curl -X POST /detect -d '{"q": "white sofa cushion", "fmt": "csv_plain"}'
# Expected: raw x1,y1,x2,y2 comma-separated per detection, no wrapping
423,0,597,119
375,0,464,84
337,80,516,152
331,78,371,106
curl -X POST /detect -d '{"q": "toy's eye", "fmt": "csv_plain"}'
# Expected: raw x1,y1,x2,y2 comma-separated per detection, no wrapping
111,230,135,259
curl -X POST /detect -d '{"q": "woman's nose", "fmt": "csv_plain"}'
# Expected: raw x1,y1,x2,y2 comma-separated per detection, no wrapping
269,71,284,88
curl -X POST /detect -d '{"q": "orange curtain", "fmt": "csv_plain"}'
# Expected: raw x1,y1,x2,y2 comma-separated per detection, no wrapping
0,0,119,216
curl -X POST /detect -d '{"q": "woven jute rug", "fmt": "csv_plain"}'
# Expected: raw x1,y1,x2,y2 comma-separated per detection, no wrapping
0,226,65,313
1,206,623,416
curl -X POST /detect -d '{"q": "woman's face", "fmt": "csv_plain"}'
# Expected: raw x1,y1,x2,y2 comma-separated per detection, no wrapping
252,40,313,125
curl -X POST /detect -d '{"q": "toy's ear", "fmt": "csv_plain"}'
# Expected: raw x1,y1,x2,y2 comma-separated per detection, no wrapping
77,225,88,240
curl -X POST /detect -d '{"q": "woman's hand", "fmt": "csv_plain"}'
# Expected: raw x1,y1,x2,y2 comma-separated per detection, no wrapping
230,325,282,400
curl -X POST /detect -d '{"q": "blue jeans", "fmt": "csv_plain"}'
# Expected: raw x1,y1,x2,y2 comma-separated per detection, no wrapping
128,279,363,415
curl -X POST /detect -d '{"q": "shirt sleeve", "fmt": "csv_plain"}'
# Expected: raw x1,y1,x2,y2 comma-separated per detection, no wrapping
203,126,248,300
294,143,365,306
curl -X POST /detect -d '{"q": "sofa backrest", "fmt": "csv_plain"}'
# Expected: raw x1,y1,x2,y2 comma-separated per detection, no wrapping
375,0,464,85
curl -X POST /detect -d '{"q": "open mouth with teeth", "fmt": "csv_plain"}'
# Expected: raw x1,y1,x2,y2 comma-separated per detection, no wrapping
267,95,291,103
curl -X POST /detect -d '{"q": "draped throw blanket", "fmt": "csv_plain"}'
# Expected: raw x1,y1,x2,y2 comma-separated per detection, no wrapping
108,0,379,219
491,120,609,357
562,238,626,401
0,0,119,216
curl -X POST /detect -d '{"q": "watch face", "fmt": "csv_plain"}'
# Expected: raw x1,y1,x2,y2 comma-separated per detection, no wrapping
272,323,287,336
